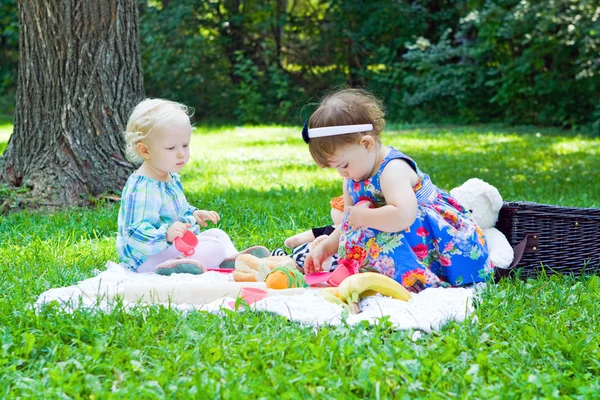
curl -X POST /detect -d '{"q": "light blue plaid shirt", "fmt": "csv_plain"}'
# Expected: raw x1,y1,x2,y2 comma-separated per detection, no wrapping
117,173,199,271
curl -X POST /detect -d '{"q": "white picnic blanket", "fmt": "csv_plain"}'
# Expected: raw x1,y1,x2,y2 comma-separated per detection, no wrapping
35,261,481,332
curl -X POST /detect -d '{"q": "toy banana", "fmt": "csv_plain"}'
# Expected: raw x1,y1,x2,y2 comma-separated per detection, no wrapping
319,287,345,305
337,272,411,314
317,287,343,305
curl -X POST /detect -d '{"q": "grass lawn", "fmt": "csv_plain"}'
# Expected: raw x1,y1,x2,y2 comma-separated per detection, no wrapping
0,117,12,154
1,123,600,398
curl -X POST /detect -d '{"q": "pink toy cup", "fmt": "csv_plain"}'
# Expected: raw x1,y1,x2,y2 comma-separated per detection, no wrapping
305,271,332,287
240,287,268,304
326,264,352,287
174,230,198,257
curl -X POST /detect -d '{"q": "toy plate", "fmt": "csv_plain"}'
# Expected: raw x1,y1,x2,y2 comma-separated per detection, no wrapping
304,271,333,286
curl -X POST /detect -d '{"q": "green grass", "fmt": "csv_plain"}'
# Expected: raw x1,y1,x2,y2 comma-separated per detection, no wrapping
1,123,600,398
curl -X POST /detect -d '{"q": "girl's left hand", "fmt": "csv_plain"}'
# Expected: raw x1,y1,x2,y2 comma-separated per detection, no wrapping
348,201,372,229
193,210,220,227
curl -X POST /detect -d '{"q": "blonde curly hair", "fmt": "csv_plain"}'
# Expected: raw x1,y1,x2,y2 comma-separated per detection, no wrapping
124,98,194,164
307,88,386,168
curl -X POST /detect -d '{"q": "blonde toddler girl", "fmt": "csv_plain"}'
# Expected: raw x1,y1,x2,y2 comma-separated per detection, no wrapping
117,99,268,274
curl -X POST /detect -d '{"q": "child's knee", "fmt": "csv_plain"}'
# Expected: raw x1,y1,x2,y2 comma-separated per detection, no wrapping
200,228,228,238
191,241,228,268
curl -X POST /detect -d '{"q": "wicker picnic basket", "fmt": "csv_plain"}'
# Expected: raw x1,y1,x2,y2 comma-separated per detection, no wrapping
494,201,600,279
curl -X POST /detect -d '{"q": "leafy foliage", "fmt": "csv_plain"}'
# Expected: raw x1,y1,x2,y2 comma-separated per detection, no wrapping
1,0,599,130
0,0,18,116
470,0,599,128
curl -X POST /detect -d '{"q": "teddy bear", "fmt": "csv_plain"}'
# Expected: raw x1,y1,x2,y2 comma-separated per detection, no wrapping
449,178,514,269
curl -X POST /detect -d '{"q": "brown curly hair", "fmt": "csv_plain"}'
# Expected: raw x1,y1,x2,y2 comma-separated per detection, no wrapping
308,88,386,168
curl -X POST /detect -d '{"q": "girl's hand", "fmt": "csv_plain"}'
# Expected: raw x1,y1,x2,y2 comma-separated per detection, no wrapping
166,222,191,243
304,239,335,274
347,200,374,228
193,210,221,227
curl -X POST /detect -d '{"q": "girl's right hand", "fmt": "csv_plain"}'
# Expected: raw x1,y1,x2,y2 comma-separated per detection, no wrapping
304,239,335,275
166,222,191,243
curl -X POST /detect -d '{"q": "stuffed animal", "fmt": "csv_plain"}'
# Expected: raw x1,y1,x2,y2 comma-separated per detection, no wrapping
450,178,514,269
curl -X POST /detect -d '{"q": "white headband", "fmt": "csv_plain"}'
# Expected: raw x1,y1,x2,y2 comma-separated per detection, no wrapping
302,122,373,143
309,124,373,138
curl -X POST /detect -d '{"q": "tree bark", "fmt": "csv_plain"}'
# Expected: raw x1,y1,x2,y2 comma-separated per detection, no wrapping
0,0,144,205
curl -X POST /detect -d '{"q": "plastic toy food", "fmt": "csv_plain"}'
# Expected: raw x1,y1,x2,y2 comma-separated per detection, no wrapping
233,254,296,282
265,266,308,289
336,272,412,314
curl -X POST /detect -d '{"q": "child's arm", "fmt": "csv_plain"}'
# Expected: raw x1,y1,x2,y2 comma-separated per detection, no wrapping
182,205,198,227
348,159,418,232
342,179,354,211
303,227,341,274
183,203,220,228
304,182,350,273
120,190,172,256
192,209,220,227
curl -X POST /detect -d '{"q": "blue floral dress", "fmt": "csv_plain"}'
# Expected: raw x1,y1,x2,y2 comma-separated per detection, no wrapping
339,148,493,291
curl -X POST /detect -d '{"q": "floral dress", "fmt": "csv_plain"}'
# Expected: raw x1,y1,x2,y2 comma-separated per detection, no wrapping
339,148,493,291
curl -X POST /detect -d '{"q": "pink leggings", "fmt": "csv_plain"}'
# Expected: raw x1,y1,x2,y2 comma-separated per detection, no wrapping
136,228,238,273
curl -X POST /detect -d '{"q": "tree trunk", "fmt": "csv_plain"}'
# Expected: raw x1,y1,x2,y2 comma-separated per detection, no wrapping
0,0,144,206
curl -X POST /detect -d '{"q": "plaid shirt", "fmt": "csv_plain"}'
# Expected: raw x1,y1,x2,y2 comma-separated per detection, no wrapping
117,173,199,271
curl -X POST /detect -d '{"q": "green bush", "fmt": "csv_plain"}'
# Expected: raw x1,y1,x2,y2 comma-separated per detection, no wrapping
0,0,18,117
1,0,598,131
138,0,235,121
402,0,600,130
401,32,490,123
